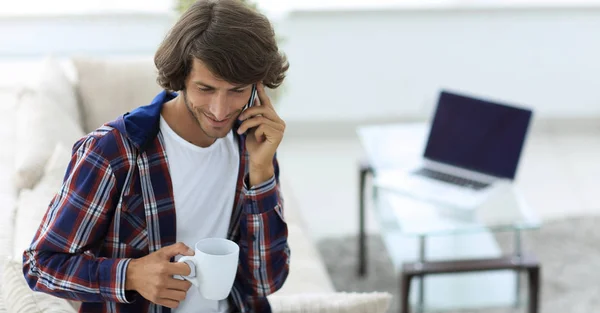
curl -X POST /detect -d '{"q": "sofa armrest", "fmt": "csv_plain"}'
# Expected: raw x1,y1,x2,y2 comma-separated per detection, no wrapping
273,175,335,294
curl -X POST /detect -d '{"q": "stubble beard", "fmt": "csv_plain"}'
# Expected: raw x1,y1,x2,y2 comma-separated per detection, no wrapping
182,88,226,140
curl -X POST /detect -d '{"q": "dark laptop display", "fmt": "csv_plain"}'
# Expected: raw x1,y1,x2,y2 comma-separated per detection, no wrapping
423,91,533,180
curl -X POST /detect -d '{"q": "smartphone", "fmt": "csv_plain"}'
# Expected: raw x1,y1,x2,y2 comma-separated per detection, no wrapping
245,84,258,111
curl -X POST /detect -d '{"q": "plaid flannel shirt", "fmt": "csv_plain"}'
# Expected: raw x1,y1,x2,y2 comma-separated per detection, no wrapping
22,91,290,313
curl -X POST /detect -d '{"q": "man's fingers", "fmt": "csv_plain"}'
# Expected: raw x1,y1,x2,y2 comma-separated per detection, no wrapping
237,116,283,135
157,298,180,309
238,106,279,123
165,262,192,276
160,289,187,302
159,242,194,259
256,83,273,109
254,124,282,144
167,278,192,291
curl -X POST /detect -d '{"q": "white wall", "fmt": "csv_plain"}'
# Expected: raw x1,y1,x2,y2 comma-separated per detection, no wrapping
0,13,174,57
1,6,600,122
276,7,600,122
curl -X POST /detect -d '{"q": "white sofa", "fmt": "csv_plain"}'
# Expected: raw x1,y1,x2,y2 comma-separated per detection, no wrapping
0,57,390,313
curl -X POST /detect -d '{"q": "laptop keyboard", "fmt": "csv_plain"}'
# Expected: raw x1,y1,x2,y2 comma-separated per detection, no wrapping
412,168,490,191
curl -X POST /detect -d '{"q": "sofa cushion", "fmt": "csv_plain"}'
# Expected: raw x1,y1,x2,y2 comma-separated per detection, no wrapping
0,90,18,265
1,260,77,313
13,57,84,190
39,143,73,192
12,143,72,262
12,189,49,262
279,180,303,227
274,176,335,294
72,57,163,132
268,292,392,313
0,91,17,197
275,224,335,294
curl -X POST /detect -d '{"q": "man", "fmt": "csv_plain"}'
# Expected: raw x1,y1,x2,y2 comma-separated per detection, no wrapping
22,0,290,312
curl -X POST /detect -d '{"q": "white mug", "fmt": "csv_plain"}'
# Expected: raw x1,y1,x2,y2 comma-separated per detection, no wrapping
177,238,240,300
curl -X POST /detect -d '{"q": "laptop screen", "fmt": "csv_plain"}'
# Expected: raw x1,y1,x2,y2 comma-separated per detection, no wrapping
423,91,533,180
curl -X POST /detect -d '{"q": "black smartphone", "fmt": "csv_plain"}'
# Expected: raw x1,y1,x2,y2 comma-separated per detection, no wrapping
245,84,258,111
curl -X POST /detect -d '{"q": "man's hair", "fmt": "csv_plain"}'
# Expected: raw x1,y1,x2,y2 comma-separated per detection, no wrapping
154,0,289,92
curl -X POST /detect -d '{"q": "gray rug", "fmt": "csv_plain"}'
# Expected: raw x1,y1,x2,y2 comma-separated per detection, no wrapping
317,216,600,313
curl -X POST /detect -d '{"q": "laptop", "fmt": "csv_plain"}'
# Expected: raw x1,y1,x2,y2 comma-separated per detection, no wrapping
376,90,533,209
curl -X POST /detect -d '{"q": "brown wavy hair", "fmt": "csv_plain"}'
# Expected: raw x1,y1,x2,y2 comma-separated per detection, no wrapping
154,0,289,91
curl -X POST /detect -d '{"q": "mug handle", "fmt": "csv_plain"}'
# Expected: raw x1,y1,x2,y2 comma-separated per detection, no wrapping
176,256,200,286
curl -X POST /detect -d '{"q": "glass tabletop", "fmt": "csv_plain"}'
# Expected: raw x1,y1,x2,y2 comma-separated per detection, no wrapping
373,178,540,236
357,123,541,237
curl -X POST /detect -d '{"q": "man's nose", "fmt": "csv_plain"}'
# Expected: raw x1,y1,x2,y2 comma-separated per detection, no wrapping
209,92,230,120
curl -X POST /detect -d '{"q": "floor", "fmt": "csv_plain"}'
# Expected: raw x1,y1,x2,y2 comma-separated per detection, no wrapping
318,215,600,313
277,121,600,241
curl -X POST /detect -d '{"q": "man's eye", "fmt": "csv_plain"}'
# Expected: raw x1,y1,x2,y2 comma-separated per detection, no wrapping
232,89,244,93
199,88,212,92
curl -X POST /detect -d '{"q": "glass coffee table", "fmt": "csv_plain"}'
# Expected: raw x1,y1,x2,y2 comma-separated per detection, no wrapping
356,123,541,313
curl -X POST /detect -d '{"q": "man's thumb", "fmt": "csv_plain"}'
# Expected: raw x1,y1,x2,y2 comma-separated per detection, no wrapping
160,242,195,259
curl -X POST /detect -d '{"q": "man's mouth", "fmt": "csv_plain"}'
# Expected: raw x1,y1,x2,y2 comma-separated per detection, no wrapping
203,113,230,127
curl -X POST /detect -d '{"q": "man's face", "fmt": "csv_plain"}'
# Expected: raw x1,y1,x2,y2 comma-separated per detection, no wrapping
182,58,254,139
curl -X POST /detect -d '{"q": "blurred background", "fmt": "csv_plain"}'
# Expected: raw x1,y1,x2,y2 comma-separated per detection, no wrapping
0,0,599,312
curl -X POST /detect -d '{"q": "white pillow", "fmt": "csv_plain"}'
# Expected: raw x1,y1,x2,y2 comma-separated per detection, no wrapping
268,292,392,313
12,189,55,262
38,142,73,192
12,143,73,262
13,57,85,190
72,57,162,132
1,259,77,313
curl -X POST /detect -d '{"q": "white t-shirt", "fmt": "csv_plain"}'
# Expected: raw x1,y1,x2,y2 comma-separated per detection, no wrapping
160,116,239,313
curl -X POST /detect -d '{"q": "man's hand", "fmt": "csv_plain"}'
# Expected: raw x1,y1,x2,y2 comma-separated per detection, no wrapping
125,242,194,308
237,83,285,186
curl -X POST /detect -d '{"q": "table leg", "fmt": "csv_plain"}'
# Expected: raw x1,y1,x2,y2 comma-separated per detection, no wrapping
528,266,540,313
417,235,426,313
358,163,371,277
401,273,412,313
514,229,523,308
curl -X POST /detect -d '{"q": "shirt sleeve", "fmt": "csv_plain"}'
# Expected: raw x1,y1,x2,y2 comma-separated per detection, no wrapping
22,135,134,303
237,155,290,298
